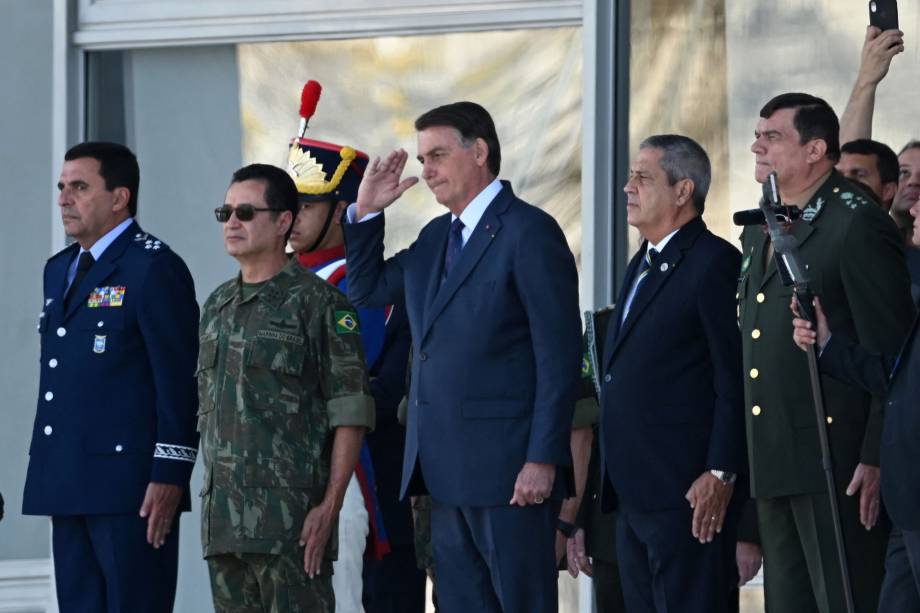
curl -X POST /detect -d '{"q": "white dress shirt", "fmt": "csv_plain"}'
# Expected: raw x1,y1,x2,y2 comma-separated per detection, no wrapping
621,227,680,322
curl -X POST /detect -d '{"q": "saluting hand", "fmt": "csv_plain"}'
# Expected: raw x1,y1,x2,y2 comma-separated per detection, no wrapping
509,461,555,506
686,472,733,544
139,482,182,548
354,149,419,221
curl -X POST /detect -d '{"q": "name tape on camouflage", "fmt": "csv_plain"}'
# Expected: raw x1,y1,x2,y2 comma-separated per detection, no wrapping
88,286,126,308
255,329,304,345
335,310,360,334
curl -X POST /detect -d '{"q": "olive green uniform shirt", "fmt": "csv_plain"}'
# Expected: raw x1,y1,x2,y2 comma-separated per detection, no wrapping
197,258,375,557
739,171,915,498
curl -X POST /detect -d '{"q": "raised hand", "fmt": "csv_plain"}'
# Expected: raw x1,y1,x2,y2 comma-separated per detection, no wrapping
354,149,419,220
856,26,905,89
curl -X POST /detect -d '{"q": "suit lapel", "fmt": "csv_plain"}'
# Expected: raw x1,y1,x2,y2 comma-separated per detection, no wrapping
420,215,451,325
602,248,644,373
604,217,705,370
45,244,79,322
421,194,508,340
63,221,138,320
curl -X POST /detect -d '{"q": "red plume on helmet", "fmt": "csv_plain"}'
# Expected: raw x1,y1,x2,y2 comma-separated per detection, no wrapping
298,80,322,137
288,79,369,206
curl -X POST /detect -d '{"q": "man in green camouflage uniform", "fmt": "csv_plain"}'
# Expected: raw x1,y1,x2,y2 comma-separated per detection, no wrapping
198,164,375,613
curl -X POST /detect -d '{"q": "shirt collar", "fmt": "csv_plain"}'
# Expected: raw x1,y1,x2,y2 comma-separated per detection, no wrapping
648,227,679,256
785,170,832,210
80,217,134,261
453,178,503,232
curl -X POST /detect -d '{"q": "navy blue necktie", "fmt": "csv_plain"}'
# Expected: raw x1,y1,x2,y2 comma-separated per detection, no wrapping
442,218,465,281
65,251,95,309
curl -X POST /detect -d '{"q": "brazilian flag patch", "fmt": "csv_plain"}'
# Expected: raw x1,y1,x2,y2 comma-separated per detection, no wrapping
581,352,594,379
335,310,360,335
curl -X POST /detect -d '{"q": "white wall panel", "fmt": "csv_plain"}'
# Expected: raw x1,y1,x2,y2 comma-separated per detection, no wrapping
75,0,581,49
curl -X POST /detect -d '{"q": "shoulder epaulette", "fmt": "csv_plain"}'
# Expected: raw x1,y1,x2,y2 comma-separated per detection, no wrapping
131,231,171,255
833,187,873,211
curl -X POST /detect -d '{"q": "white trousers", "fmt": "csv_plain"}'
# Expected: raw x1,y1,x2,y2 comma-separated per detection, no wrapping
333,473,368,613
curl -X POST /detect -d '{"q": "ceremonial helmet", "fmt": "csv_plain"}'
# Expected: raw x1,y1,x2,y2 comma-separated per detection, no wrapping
286,80,369,206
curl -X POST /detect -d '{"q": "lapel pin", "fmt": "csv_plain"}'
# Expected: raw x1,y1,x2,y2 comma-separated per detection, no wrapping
660,263,669,272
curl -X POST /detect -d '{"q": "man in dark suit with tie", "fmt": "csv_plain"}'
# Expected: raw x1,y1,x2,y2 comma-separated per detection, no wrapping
598,134,746,613
22,142,200,612
343,101,582,612
792,193,920,611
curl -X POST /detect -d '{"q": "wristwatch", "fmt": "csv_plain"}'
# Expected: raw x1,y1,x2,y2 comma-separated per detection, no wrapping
557,519,577,538
710,469,737,485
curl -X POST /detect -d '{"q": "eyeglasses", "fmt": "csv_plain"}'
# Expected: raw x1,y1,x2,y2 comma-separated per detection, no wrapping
214,204,284,222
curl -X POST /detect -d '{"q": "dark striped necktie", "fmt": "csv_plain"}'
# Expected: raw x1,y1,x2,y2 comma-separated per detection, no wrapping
634,247,658,291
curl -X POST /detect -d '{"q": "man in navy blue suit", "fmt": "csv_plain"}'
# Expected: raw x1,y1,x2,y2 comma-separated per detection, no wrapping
23,142,199,613
599,134,746,613
343,101,582,612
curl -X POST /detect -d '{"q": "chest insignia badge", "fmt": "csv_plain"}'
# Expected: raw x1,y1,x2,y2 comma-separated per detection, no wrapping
88,286,126,308
93,335,107,354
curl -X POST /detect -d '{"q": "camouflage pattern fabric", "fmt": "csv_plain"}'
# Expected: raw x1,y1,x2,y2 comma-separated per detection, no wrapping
197,257,375,560
207,550,334,613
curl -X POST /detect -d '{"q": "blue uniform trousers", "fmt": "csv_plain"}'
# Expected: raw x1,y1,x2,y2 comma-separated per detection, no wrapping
52,514,179,613
430,498,560,613
879,526,920,613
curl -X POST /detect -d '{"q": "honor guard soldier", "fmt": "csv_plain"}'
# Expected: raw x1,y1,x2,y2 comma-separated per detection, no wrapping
199,163,374,613
740,93,915,613
22,142,200,613
285,81,422,613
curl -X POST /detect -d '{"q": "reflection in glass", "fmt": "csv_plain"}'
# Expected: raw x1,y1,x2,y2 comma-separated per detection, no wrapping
238,28,583,266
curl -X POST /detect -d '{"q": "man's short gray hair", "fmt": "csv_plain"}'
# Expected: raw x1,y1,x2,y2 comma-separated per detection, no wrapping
639,134,711,214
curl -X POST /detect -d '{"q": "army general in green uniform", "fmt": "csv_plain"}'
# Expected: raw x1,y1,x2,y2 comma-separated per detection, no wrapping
198,164,375,613
740,93,915,613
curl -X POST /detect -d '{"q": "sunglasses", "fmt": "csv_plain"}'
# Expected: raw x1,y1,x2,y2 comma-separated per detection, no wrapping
214,204,285,223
